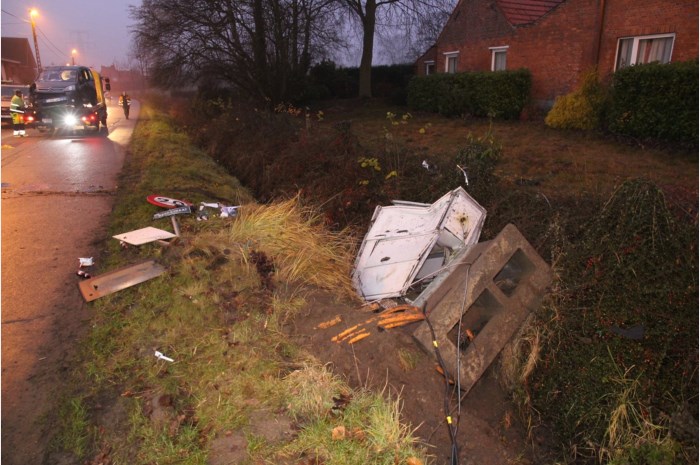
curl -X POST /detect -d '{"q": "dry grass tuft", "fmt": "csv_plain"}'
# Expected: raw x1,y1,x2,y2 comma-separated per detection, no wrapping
284,362,350,421
190,195,359,300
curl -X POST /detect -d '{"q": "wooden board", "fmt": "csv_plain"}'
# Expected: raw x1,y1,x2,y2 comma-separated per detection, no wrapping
78,260,166,302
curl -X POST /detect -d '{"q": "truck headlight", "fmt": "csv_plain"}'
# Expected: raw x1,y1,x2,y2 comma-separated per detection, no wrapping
63,114,77,126
65,85,76,91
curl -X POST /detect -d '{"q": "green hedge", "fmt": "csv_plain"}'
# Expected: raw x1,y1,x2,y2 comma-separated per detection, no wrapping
605,60,698,146
305,61,416,103
406,68,531,119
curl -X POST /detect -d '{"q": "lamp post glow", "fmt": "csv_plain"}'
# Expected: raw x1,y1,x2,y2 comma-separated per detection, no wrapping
71,49,77,65
30,8,42,74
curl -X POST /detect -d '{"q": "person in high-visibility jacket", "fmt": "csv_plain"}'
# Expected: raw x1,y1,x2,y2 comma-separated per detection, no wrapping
10,90,26,137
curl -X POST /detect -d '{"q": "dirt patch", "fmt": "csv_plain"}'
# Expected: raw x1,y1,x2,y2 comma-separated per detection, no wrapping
286,292,537,465
208,433,248,465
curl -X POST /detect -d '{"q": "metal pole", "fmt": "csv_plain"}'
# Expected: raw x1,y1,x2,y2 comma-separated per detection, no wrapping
30,17,42,74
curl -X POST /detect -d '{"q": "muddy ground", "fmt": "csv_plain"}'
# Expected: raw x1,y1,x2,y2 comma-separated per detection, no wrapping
286,291,538,465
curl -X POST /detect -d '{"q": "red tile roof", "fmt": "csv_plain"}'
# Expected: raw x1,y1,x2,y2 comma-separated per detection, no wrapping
497,0,566,25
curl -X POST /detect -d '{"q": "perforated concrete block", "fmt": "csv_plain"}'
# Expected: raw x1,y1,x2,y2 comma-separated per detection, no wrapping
413,223,552,396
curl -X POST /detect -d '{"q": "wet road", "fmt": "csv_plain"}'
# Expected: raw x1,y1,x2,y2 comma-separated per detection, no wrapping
1,101,139,465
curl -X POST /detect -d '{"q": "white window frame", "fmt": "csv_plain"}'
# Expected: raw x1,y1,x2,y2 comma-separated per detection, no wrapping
489,46,509,71
443,51,459,73
424,60,435,75
614,33,675,70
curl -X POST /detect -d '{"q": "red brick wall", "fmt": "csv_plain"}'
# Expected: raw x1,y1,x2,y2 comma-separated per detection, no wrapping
421,0,698,107
598,0,699,80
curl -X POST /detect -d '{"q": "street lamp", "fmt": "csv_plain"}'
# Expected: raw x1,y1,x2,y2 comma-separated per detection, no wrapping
30,8,42,74
71,49,77,65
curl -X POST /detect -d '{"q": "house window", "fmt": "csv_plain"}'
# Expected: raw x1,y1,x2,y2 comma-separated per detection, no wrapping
490,46,508,71
424,61,435,75
444,52,459,73
615,33,675,70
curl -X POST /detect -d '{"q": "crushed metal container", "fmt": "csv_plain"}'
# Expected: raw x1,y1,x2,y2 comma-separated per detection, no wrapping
352,187,486,301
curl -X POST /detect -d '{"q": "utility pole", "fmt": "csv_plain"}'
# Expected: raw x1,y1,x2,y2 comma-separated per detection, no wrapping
30,9,42,74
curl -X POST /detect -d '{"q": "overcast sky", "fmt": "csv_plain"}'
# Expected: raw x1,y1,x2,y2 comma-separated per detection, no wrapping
1,0,137,69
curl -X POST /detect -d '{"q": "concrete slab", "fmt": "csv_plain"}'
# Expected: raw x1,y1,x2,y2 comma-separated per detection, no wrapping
413,223,552,396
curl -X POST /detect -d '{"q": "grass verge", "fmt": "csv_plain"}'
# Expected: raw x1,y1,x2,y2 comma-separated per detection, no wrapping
54,103,429,464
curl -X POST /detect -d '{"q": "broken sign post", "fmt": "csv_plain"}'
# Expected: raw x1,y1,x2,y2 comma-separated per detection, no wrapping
78,260,167,302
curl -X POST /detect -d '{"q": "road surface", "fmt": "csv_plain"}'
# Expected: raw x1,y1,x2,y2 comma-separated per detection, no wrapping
1,100,139,465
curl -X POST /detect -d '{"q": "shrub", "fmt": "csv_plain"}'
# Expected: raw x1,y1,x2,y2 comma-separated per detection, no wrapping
407,69,531,119
532,179,698,463
604,60,698,147
451,127,502,201
545,69,606,130
306,62,416,102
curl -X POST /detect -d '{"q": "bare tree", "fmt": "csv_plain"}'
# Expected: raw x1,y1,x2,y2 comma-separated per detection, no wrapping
336,0,453,98
130,0,344,103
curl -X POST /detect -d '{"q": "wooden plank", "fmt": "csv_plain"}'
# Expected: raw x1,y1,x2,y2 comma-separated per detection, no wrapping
78,260,166,302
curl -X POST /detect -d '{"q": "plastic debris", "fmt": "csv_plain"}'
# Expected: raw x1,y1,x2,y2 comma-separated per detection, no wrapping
76,269,91,279
79,257,94,267
220,206,239,218
457,165,469,185
113,226,177,246
154,351,175,362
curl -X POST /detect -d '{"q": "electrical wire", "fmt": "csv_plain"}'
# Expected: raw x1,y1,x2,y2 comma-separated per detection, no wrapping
423,307,460,465
36,26,68,59
1,8,69,63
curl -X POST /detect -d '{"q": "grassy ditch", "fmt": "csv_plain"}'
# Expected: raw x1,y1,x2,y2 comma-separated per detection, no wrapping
52,104,430,464
183,96,698,464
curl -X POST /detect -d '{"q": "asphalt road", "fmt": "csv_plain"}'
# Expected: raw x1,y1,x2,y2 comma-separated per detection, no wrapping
1,100,138,465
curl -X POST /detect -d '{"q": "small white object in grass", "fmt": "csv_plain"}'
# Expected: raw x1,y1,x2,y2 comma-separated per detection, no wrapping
154,351,174,362
220,206,240,218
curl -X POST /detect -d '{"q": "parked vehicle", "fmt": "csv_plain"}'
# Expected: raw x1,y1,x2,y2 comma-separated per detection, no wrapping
30,66,111,133
1,83,34,127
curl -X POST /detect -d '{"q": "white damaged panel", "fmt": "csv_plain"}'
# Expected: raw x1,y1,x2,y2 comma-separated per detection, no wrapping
352,187,486,301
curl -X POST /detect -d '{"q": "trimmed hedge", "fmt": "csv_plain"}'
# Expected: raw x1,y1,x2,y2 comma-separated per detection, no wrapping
305,61,416,103
406,68,531,119
605,60,698,146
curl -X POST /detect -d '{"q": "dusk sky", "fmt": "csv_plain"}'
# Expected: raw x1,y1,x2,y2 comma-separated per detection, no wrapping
1,0,137,69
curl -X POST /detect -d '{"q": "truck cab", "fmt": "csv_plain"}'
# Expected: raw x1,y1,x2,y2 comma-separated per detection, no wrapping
30,66,110,132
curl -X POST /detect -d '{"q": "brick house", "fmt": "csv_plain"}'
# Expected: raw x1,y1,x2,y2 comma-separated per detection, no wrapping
1,37,38,84
415,0,698,108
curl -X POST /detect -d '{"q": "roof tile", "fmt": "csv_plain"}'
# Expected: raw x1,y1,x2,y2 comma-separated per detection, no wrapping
497,0,566,25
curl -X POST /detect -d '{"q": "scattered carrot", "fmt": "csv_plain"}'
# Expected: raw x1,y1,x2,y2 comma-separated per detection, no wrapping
316,315,342,329
331,323,361,342
347,330,371,344
377,304,420,316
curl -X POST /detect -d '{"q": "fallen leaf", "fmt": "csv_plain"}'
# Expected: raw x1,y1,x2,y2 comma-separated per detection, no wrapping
331,425,346,440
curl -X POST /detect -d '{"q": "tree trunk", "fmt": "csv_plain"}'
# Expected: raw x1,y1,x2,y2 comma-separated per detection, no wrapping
252,0,269,100
358,0,376,98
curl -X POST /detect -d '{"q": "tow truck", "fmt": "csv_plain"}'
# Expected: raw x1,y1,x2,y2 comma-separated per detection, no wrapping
30,66,110,133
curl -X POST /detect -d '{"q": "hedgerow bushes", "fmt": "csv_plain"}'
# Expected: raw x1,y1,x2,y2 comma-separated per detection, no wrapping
546,60,698,147
407,69,532,119
605,60,698,146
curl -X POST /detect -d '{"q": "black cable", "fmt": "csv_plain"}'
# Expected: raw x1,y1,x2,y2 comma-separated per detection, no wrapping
423,306,460,465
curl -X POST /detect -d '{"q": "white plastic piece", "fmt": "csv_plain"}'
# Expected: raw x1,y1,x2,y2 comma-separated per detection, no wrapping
154,351,174,362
